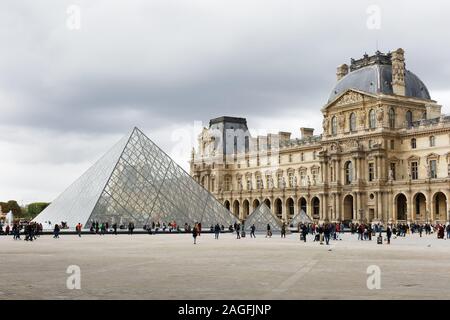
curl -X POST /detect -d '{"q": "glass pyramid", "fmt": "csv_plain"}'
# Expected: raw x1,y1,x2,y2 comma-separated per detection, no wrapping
289,210,313,228
34,127,237,230
244,203,284,233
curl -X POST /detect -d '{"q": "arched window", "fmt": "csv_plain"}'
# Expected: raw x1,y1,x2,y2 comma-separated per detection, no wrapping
422,112,427,120
331,116,337,135
406,110,413,128
345,161,353,185
349,113,356,132
389,108,395,129
369,109,376,129
430,136,436,147
411,138,417,149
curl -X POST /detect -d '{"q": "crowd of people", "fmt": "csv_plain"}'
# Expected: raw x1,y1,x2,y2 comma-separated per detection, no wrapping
1,219,450,247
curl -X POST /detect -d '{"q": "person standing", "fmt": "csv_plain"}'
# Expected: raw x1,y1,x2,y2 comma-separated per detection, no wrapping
193,223,198,244
301,225,308,243
281,223,286,238
324,224,331,245
250,224,256,238
53,224,60,239
214,223,220,239
236,223,241,239
266,224,272,238
112,223,118,235
386,226,392,245
76,223,82,237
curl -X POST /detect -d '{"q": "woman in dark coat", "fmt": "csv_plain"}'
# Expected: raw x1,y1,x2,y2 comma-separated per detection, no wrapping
386,226,392,244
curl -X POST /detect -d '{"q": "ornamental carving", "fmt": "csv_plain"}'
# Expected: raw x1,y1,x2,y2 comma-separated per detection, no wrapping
377,106,384,122
335,91,363,106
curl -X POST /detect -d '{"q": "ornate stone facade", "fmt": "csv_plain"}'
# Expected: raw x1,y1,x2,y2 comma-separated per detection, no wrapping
190,49,450,224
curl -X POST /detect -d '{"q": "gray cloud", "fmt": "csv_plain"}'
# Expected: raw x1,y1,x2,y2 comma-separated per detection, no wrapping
1,0,450,202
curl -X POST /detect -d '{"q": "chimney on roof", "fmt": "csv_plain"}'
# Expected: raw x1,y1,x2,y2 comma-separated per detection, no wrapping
336,64,349,81
300,128,314,139
391,48,406,96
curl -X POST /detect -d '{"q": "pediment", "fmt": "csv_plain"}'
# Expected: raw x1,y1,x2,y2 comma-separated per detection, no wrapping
323,89,377,111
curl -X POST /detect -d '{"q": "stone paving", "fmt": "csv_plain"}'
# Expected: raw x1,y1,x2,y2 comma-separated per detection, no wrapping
1,232,449,299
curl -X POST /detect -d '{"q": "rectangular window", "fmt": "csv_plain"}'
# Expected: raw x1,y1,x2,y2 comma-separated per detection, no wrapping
390,140,395,150
411,162,418,180
224,177,231,191
289,154,293,163
368,163,375,181
256,176,262,189
430,160,437,178
246,179,252,190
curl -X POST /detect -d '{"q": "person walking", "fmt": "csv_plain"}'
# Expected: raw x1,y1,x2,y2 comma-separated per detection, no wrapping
324,224,331,245
193,223,198,244
301,225,308,242
53,224,60,239
446,224,450,239
112,223,118,235
214,223,220,239
128,222,134,235
266,224,272,238
386,226,392,245
281,223,286,238
236,223,241,239
76,223,82,237
318,225,324,245
250,224,256,238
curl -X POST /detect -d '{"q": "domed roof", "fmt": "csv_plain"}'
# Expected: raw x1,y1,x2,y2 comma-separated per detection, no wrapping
328,64,431,103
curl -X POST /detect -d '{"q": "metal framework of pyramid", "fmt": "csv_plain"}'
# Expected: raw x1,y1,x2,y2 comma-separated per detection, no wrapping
289,210,313,228
244,203,284,232
34,127,237,230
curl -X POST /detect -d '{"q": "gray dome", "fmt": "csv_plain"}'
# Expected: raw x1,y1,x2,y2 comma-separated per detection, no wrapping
328,64,431,103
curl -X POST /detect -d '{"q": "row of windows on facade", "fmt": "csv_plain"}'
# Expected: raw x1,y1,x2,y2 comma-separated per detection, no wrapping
330,109,425,135
210,158,444,192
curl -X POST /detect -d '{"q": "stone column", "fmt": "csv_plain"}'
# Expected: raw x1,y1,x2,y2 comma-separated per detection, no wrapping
336,193,341,221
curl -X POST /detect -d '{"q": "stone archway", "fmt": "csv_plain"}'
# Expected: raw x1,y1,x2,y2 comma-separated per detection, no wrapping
311,197,320,219
286,198,295,220
274,198,282,219
343,194,354,221
413,192,426,222
298,197,307,213
395,193,407,221
264,199,271,209
433,192,447,222
252,199,260,210
242,200,250,219
233,200,240,218
224,200,230,211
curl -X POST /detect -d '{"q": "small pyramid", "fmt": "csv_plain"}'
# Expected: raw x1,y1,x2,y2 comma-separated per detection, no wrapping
34,127,237,229
289,210,313,228
244,203,284,232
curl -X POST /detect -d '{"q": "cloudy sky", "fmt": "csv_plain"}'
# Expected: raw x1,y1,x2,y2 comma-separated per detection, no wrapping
2,0,450,204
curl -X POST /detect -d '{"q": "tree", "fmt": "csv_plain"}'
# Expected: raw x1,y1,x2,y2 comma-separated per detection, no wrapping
27,202,50,217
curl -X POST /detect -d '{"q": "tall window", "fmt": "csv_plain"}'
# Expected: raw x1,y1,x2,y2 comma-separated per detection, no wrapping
349,113,356,132
224,176,231,191
246,178,252,190
406,110,413,128
300,171,306,186
390,163,396,180
288,172,294,187
368,162,375,181
244,136,249,153
345,161,353,184
429,160,437,178
300,153,304,161
411,162,418,180
369,109,376,129
331,116,337,135
411,138,417,149
313,151,316,160
389,108,395,129
277,173,283,188
256,175,262,189
289,154,293,163
429,136,436,147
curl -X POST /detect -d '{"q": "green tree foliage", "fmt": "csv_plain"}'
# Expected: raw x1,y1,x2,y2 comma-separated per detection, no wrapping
27,202,50,216
0,200,23,216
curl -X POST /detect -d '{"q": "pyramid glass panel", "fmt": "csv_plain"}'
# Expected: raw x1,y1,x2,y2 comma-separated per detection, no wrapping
289,210,313,228
34,127,236,230
244,203,284,232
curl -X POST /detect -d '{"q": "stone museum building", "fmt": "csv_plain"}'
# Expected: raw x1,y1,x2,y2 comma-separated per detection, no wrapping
190,48,450,224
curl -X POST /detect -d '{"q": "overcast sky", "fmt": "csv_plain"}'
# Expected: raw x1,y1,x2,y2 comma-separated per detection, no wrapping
2,0,450,204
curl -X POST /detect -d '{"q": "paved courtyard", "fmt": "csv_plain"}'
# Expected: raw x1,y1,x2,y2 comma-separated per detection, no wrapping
1,232,450,299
